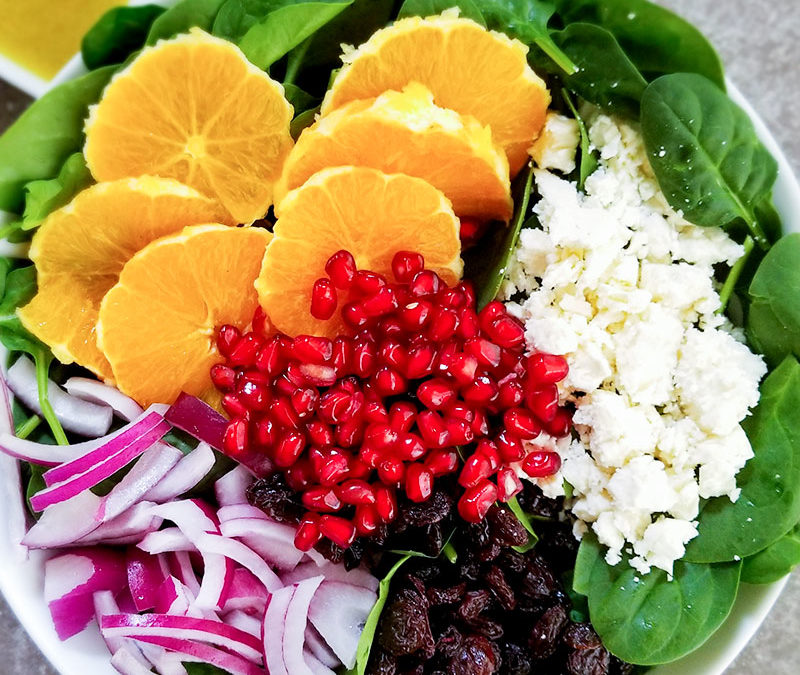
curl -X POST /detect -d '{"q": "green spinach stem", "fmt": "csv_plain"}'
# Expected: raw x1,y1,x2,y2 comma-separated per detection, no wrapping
15,414,41,439
284,38,311,86
535,37,578,75
442,540,458,563
718,235,755,312
34,353,68,445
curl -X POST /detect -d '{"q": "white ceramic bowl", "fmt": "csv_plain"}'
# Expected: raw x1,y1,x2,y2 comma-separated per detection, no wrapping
0,45,798,675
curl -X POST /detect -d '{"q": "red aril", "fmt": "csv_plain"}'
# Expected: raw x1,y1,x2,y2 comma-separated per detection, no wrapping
302,487,341,512
405,464,433,503
497,467,523,502
409,270,441,297
522,450,562,478
274,431,306,468
417,378,457,410
294,514,322,551
223,418,249,457
354,505,379,536
398,300,433,330
389,401,417,433
459,453,492,488
392,251,425,282
325,250,357,289
425,449,459,476
335,479,376,505
458,479,498,523
217,324,241,358
352,270,387,297
311,278,337,320
526,353,569,384
426,308,459,342
374,486,397,522
503,408,541,440
319,515,356,548
210,364,236,390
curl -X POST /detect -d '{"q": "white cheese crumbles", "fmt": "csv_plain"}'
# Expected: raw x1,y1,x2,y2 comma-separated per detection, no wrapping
503,113,767,576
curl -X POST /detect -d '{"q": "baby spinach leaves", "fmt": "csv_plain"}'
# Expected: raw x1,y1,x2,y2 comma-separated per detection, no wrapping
741,522,800,585
147,0,226,43
562,90,596,189
398,0,486,25
574,534,741,665
81,4,166,69
684,357,800,563
746,233,800,368
641,73,777,247
0,66,113,213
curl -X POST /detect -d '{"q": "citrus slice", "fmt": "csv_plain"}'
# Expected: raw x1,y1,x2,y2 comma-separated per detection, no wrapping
97,224,270,406
18,177,226,381
276,83,512,221
321,14,550,176
84,29,294,225
257,166,462,338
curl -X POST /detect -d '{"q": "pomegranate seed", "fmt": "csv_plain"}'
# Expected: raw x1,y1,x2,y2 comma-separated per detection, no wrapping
363,400,389,424
354,505,380,536
325,250,357,289
476,439,501,471
409,270,441,297
255,336,289,375
348,458,371,480
336,479,376,505
417,378,457,410
352,270,387,297
486,315,525,349
498,379,525,409
405,463,433,502
458,479,498,523
416,410,451,448
359,444,381,468
318,390,352,424
377,457,405,484
293,335,333,364
372,366,407,396
446,353,479,385
405,341,437,379
251,306,270,337
457,308,480,339
459,281,476,307
317,451,350,486
465,337,502,368
527,353,569,384
353,340,378,378
311,278,338,320
379,316,405,338
425,449,459,476
306,420,333,447
544,408,572,437
274,431,306,468
526,384,560,423
319,515,356,548
237,379,270,411
299,363,338,387
496,429,525,462
284,362,307,386
228,333,263,367
461,374,498,406
270,397,301,429
396,433,426,461
294,514,322,551
435,340,459,374
254,417,276,447
459,217,485,247
335,418,363,448
522,450,562,477
222,418,249,457
217,325,241,358
222,393,248,418
389,401,417,433
210,364,236,390
497,467,524,502
459,453,493,488
446,402,475,423
398,300,433,330
471,408,490,436
379,340,407,371
504,408,541,440
444,417,474,445
289,387,317,417
374,486,397,521
364,423,398,450
332,336,354,373
478,301,506,333
426,308,459,342
392,251,425,282
286,460,313,491
439,288,466,309
361,286,398,317
342,302,370,328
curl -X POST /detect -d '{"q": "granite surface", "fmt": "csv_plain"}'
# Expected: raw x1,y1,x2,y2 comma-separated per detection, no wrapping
0,0,799,673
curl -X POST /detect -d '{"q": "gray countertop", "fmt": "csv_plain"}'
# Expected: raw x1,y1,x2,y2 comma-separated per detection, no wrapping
1,0,799,673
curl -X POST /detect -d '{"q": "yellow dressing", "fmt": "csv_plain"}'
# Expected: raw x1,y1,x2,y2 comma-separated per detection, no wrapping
0,0,124,80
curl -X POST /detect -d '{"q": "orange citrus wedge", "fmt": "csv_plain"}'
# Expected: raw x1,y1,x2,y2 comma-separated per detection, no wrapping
276,83,512,221
256,166,462,338
321,14,550,176
97,224,271,406
18,177,226,380
84,29,294,225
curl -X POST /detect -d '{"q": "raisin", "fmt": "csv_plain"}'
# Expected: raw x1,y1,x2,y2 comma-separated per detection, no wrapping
472,618,504,641
367,648,397,675
436,624,464,659
458,589,492,623
247,473,304,524
486,505,528,547
566,646,611,675
378,586,435,657
563,623,602,650
517,482,561,520
500,642,531,675
428,583,467,606
394,489,454,530
528,605,568,659
486,566,516,611
448,635,499,675
520,554,558,602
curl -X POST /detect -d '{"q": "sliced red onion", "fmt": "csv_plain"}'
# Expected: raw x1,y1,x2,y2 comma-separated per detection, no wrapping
44,406,168,485
308,581,378,670
169,552,201,597
215,465,254,507
136,645,189,675
74,501,162,547
6,355,113,436
143,443,216,503
64,377,144,422
193,532,281,593
165,393,228,451
304,650,337,675
44,547,127,640
225,609,263,638
263,586,293,675
127,548,169,612
283,576,325,675
217,504,271,522
0,372,28,556
150,499,220,536
281,560,379,593
194,551,235,612
221,568,268,616
111,647,158,675
304,625,341,670
128,635,265,675
101,614,263,664
98,443,183,522
220,518,304,571
139,528,194,555
23,490,103,548
154,576,193,616
94,591,151,669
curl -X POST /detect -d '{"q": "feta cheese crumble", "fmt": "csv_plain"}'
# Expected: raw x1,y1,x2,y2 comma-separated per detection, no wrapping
502,114,767,575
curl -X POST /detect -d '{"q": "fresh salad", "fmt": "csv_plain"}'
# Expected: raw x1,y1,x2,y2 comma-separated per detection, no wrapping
1,1,799,674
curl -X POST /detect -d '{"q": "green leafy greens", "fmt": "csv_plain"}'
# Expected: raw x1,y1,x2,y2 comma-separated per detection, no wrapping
82,4,166,69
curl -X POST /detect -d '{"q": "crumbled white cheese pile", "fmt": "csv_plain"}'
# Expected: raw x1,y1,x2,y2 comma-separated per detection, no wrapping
504,114,767,575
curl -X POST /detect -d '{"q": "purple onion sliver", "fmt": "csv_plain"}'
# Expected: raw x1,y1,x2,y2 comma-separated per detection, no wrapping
165,393,228,451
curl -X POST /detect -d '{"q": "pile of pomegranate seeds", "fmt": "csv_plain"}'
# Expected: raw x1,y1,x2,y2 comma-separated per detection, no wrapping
212,250,571,552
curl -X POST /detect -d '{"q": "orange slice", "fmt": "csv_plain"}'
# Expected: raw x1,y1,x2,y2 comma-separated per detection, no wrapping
321,14,550,176
256,166,462,338
84,29,294,225
97,224,270,406
276,83,512,221
18,177,226,381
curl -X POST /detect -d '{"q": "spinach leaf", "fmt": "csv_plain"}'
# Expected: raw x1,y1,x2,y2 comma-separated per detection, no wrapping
82,4,166,69
554,0,724,88
641,73,777,247
464,165,533,310
746,233,800,367
507,495,539,553
147,0,226,43
349,555,411,675
183,664,229,675
479,0,577,75
290,106,319,140
398,0,486,25
574,534,741,666
684,357,800,563
562,90,596,189
741,521,800,585
282,83,318,114
551,23,647,119
25,463,48,518
0,66,114,213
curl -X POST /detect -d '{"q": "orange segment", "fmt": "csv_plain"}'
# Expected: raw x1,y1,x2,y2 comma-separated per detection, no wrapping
276,83,512,221
257,166,462,338
321,14,550,176
84,29,294,225
18,177,226,380
97,224,271,406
